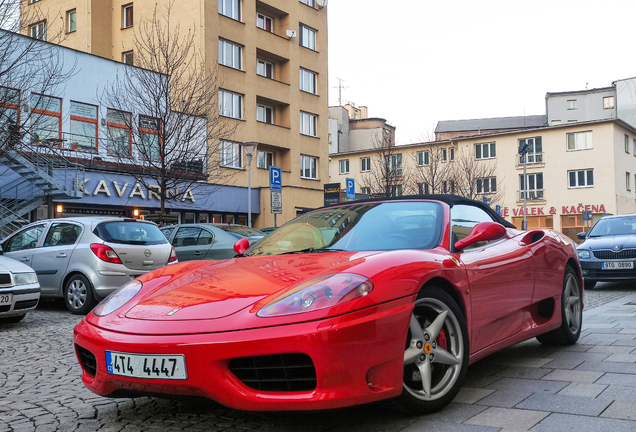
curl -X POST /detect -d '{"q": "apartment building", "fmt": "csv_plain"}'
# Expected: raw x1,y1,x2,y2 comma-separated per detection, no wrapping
23,0,329,228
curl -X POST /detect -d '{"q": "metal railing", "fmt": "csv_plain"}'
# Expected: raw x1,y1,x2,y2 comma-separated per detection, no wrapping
517,189,545,201
517,152,544,166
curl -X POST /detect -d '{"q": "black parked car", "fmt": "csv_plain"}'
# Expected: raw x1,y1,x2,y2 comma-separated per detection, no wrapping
577,214,636,289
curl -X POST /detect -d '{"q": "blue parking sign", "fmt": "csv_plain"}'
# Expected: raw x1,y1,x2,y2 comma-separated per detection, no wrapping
269,167,281,191
346,178,355,200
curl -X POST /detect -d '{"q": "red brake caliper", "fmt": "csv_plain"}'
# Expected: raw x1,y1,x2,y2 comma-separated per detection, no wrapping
437,329,448,370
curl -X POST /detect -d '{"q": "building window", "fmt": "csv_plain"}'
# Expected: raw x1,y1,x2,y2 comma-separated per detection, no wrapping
219,90,242,119
339,159,349,174
218,0,241,20
0,87,21,131
567,99,577,110
257,150,274,169
418,183,430,194
520,173,543,200
299,68,317,94
300,155,318,179
257,104,273,124
220,141,242,168
519,137,542,164
417,150,429,166
69,101,98,152
441,148,447,162
122,51,134,65
568,169,593,188
300,111,317,137
300,0,315,6
256,12,273,32
626,135,630,153
567,120,577,124
67,10,76,33
604,96,615,109
31,93,61,141
257,59,273,78
361,187,371,195
449,147,455,161
390,185,403,197
385,154,402,177
30,21,46,40
218,39,242,70
551,120,561,126
299,24,316,50
443,180,454,194
106,108,131,156
627,172,631,191
476,177,497,194
360,157,370,172
139,115,160,161
475,142,496,160
122,4,133,28
567,131,593,151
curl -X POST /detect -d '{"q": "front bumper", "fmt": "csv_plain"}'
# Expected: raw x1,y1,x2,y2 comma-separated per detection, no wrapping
0,284,40,318
580,260,636,282
74,297,413,411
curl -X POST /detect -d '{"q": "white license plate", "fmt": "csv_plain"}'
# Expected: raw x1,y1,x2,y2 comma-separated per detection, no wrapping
105,351,187,380
0,293,12,306
601,261,634,270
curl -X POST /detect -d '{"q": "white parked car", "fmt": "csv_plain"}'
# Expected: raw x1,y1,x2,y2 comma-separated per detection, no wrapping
0,246,40,323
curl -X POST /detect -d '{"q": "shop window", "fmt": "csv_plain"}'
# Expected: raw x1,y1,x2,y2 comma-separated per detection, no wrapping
213,214,222,223
199,214,209,223
512,216,553,230
70,101,98,151
561,214,593,244
31,93,62,143
184,213,195,224
237,215,247,225
226,215,235,224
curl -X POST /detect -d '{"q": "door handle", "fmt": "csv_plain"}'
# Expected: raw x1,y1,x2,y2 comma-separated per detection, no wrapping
56,253,67,258
20,257,30,262
193,251,202,255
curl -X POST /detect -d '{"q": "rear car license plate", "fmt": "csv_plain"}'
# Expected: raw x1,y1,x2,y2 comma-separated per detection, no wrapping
105,351,187,380
601,261,634,270
0,293,12,306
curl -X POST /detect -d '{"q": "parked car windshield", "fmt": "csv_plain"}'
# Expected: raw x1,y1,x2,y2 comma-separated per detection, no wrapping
217,225,264,238
245,201,442,256
94,221,168,245
589,216,636,237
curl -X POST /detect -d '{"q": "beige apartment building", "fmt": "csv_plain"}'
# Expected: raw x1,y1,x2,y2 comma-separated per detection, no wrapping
23,0,329,228
330,119,636,243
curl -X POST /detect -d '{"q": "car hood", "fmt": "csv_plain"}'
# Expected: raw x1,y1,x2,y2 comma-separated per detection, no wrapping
579,235,636,250
124,251,379,321
0,256,34,273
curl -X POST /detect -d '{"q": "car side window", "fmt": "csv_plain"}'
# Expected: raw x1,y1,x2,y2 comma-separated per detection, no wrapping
43,223,82,247
6,225,46,252
160,227,176,240
198,229,213,246
174,227,202,247
451,205,495,250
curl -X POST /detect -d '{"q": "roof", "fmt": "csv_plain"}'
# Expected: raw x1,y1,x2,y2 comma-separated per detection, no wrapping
321,194,516,229
545,86,614,98
435,116,547,133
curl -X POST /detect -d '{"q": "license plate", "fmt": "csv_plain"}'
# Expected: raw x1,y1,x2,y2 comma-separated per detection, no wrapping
0,293,12,306
105,351,187,380
601,261,634,270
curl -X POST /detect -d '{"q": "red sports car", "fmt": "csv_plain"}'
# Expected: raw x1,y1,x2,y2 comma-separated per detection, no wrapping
74,195,583,414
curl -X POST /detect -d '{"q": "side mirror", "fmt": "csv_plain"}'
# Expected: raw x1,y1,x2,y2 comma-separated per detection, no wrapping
233,237,250,255
454,222,507,251
577,232,587,240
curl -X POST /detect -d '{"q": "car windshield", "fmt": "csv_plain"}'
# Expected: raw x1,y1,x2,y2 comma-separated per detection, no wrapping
94,221,168,245
589,217,636,237
218,225,264,238
245,201,442,256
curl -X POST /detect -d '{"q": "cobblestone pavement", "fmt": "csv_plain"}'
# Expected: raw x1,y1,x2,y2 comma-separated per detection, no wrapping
1,282,635,432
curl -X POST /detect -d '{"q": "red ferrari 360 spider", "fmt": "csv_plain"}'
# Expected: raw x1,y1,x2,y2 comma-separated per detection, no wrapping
74,195,583,414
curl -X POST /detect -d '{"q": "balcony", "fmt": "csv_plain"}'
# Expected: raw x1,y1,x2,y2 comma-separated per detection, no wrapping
517,189,545,203
516,152,544,168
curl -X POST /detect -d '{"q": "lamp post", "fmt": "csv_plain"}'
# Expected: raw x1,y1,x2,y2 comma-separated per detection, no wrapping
243,141,258,228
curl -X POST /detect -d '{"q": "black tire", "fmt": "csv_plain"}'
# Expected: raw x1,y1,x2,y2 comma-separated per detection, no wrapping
397,286,469,414
584,280,597,290
537,267,582,345
0,314,26,323
64,274,95,315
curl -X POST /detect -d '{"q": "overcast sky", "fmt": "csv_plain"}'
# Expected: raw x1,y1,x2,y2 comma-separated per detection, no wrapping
327,0,636,144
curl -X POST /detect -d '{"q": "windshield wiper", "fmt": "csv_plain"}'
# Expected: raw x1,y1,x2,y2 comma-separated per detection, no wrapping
280,247,346,255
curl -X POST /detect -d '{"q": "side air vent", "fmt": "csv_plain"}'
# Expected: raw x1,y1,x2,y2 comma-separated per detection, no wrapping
76,344,97,377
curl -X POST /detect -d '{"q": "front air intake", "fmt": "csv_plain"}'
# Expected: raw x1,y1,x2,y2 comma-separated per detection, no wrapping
75,344,97,377
229,353,317,392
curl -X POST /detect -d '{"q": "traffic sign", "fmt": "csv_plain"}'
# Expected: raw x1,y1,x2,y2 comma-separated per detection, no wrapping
269,166,281,191
271,190,282,214
496,205,501,215
346,178,355,200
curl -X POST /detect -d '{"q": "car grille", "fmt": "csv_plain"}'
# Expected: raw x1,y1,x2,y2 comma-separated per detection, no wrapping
228,353,317,392
76,345,97,377
593,249,636,260
14,299,38,310
586,269,636,279
0,273,11,286
0,305,10,313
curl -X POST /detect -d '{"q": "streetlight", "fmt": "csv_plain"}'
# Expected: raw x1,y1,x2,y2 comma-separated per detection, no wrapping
243,141,258,228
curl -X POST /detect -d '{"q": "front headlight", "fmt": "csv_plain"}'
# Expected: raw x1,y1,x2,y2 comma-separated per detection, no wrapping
13,272,37,286
257,273,374,317
578,250,591,259
93,280,142,316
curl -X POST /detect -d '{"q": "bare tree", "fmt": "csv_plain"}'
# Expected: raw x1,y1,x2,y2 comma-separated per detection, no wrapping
360,129,411,197
100,1,236,222
409,144,454,195
448,147,504,205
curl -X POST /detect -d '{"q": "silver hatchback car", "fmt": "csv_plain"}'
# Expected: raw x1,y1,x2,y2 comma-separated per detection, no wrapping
0,249,40,323
0,217,177,314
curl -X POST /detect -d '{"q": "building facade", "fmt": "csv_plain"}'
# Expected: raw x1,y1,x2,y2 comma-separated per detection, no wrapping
22,0,329,229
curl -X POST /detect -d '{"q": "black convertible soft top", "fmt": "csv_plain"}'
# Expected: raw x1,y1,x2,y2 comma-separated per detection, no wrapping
323,194,516,229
